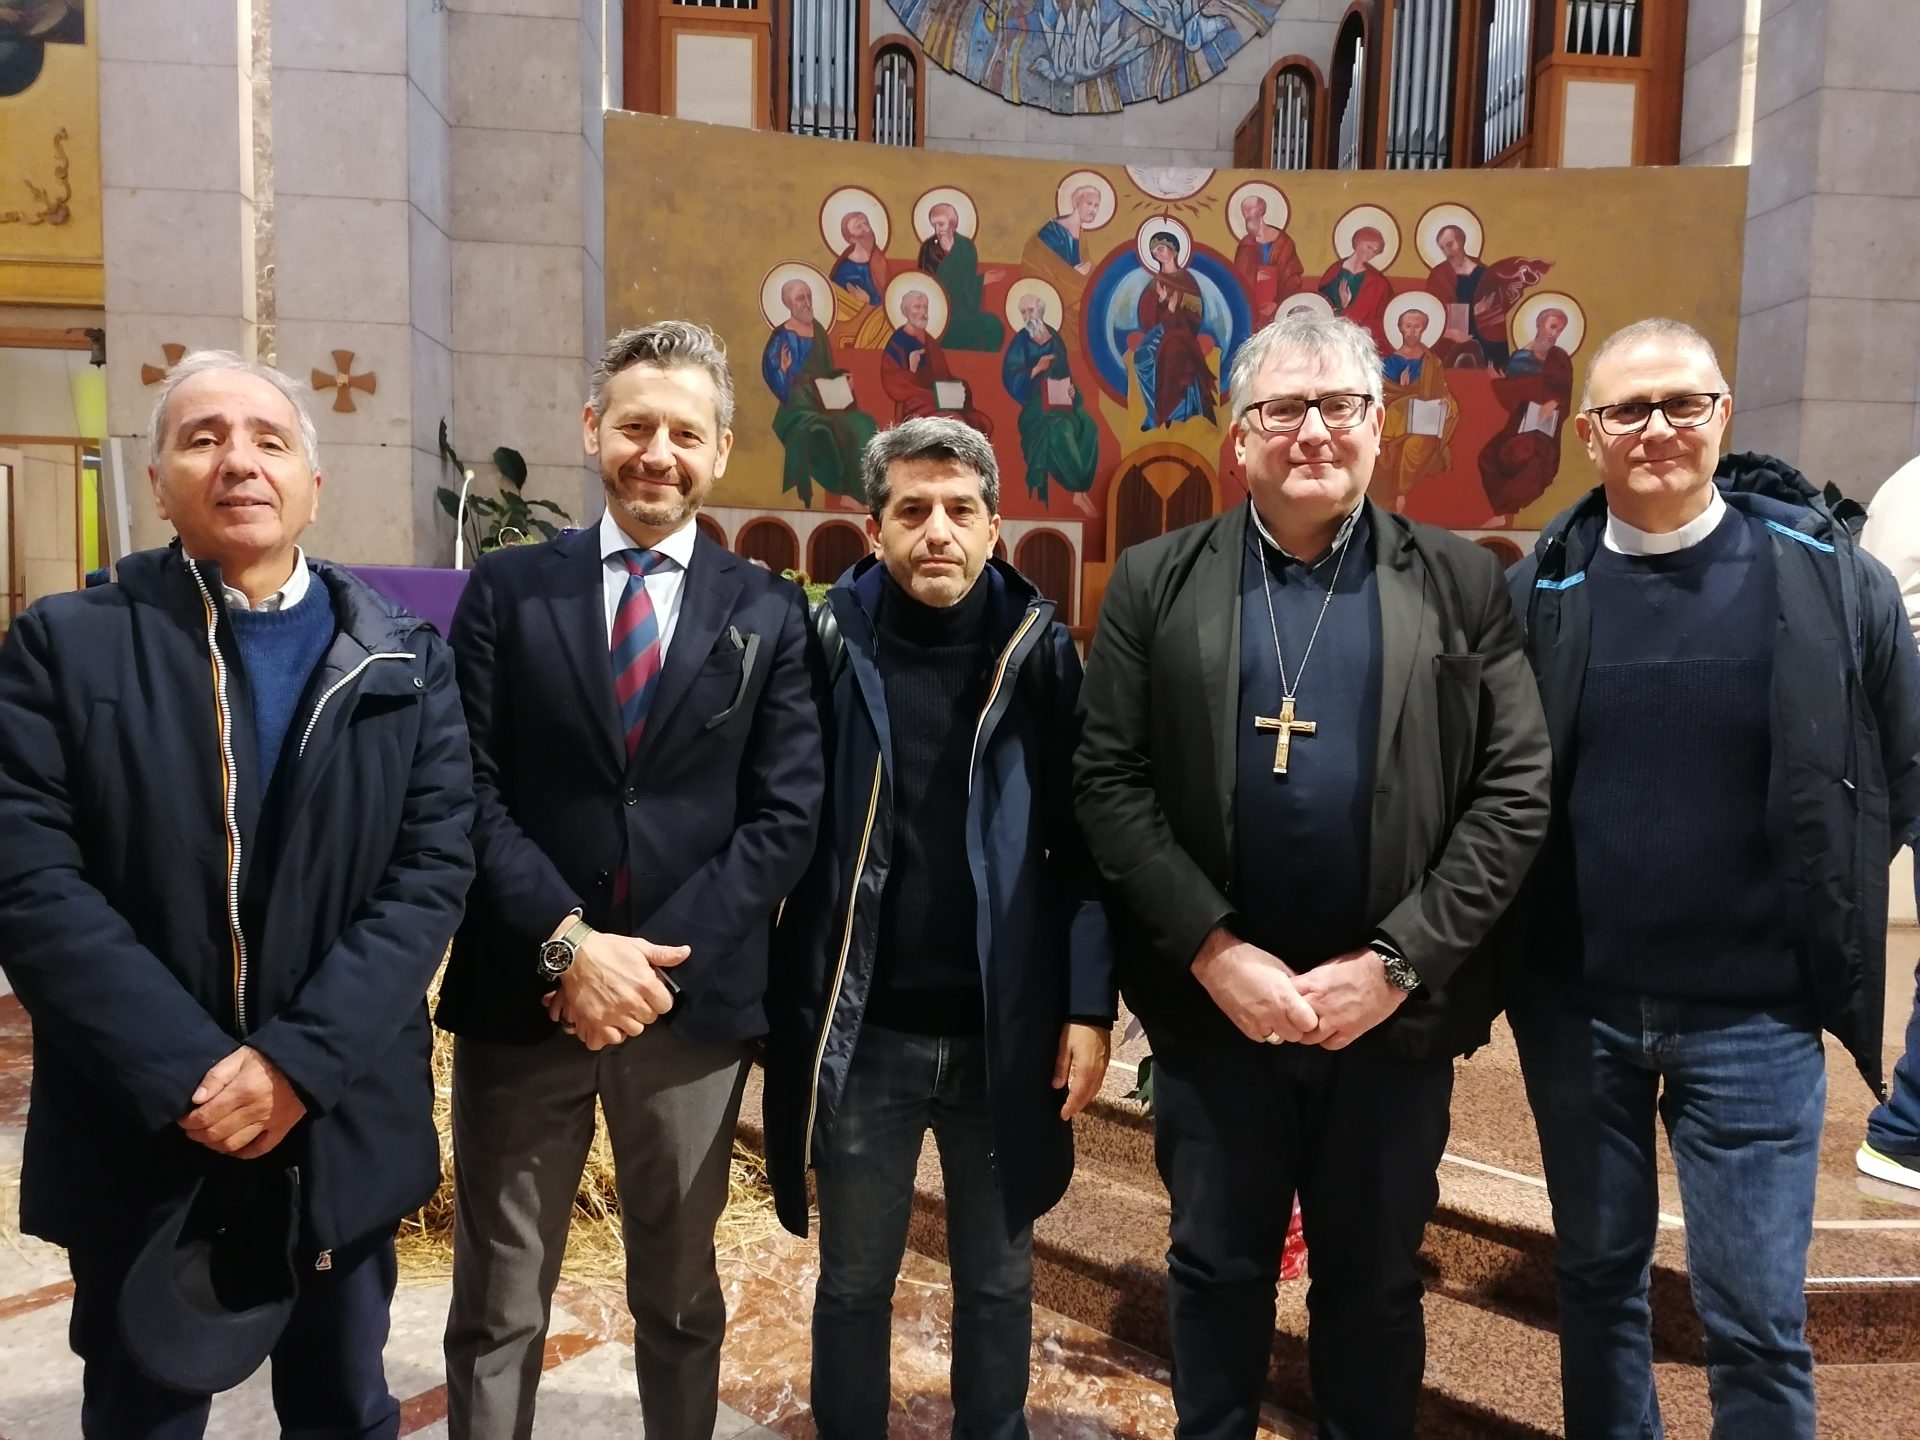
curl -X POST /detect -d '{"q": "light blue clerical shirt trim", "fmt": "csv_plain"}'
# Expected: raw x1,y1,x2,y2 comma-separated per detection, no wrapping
1762,518,1836,553
1535,571,1586,591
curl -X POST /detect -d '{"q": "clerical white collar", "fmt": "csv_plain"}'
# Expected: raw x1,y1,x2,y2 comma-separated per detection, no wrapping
221,547,311,612
1603,489,1726,556
1248,498,1363,566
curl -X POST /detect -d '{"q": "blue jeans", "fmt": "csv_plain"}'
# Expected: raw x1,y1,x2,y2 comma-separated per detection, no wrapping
1867,865,1920,1154
810,1025,1033,1440
1510,990,1825,1440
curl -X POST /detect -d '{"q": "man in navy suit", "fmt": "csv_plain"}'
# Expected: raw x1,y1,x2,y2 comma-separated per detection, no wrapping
438,321,825,1440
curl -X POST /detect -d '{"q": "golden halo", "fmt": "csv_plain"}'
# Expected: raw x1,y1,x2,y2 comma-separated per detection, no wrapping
820,187,891,256
1384,291,1447,344
1226,181,1290,238
759,262,833,329
1415,203,1484,269
1053,171,1117,231
913,187,979,241
1005,276,1064,332
1136,216,1193,271
884,272,949,339
1332,205,1402,268
1277,291,1334,320
1511,291,1586,354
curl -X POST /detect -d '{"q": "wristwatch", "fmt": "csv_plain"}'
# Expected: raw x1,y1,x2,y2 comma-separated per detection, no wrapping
1377,945,1422,994
538,916,593,982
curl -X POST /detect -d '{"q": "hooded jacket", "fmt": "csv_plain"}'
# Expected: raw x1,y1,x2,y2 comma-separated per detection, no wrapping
762,557,1115,1237
0,545,475,1253
1508,453,1920,1095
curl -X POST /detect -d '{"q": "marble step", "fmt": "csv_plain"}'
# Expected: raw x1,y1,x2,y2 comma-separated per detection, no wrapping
1080,1054,1920,1368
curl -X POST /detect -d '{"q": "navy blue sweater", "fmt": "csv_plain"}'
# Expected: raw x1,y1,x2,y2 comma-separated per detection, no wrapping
1232,508,1382,970
228,584,337,785
1569,508,1800,1001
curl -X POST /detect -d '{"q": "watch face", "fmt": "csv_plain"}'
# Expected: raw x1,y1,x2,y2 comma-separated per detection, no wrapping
539,941,573,977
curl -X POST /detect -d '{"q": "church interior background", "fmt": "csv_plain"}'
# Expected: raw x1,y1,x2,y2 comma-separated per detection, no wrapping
2,0,1919,1435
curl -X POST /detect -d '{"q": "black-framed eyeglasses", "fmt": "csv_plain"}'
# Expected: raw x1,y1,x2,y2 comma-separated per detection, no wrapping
1241,392,1373,434
1584,392,1725,436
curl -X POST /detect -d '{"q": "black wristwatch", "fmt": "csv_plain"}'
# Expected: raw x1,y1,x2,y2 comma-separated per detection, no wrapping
1377,944,1421,994
538,916,592,982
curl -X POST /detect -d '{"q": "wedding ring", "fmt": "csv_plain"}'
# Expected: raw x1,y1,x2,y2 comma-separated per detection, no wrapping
1263,1032,1283,1045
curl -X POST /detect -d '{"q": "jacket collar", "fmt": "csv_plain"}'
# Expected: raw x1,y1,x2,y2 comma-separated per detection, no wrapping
838,554,1050,654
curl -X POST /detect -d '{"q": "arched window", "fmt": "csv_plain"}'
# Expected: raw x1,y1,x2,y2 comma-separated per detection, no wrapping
868,39,920,147
1267,60,1320,170
736,517,799,573
1014,530,1075,622
807,520,868,585
1478,0,1535,161
1386,0,1460,169
1110,448,1216,558
1332,15,1369,171
785,0,861,138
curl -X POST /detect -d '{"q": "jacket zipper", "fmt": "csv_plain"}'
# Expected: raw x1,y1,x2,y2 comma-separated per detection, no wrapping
803,754,884,1170
297,652,416,757
967,610,1042,794
185,563,253,1037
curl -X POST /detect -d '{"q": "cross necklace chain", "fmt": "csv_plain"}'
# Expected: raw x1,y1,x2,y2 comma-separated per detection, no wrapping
1252,508,1355,774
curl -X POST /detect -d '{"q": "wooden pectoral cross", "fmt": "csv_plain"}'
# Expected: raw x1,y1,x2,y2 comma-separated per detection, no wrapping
1255,697,1316,775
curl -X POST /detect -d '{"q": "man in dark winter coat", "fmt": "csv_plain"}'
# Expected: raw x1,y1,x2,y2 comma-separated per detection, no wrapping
764,415,1115,1440
0,351,475,1438
1506,317,1920,1440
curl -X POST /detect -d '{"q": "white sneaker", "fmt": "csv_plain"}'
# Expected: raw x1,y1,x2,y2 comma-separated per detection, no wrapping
1856,1141,1920,1190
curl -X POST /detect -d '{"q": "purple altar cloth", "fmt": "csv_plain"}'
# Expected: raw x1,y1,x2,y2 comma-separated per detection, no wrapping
348,566,472,638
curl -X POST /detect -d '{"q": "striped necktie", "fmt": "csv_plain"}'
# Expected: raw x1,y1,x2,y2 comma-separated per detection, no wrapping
611,548,670,760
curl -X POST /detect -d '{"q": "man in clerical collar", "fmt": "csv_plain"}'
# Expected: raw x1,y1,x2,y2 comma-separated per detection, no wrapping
1505,317,1920,1440
1074,312,1550,1439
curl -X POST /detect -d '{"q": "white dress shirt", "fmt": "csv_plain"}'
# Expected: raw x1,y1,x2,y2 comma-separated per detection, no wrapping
1603,488,1727,556
221,546,312,611
598,507,696,659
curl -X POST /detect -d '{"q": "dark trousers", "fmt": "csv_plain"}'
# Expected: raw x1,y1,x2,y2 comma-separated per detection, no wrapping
1151,1031,1454,1440
811,1025,1034,1440
67,1229,400,1440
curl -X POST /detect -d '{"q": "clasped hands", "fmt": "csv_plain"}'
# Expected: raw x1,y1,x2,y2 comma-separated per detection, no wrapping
1191,925,1409,1052
178,1046,306,1159
542,928,688,1051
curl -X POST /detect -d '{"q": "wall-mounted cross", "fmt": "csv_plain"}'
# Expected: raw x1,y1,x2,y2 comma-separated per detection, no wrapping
311,350,377,413
139,343,186,386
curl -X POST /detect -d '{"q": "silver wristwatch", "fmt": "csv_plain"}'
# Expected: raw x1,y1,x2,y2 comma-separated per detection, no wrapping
537,916,592,982
1379,949,1421,993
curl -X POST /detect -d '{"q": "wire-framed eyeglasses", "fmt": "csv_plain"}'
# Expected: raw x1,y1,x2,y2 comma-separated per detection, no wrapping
1584,392,1725,436
1240,393,1373,434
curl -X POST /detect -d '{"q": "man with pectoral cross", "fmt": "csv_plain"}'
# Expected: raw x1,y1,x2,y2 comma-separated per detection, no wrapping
1075,313,1551,1440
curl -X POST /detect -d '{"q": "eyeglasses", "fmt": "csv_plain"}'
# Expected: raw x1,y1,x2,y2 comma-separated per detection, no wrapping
1584,392,1725,436
1241,393,1373,434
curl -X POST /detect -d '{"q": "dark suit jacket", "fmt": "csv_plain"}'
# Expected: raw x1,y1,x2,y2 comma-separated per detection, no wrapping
437,524,825,1045
1073,501,1551,1059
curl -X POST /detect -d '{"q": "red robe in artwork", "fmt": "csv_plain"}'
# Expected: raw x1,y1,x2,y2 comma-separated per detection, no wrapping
1135,267,1217,429
1317,260,1395,352
880,326,994,436
1479,345,1575,518
1235,229,1304,330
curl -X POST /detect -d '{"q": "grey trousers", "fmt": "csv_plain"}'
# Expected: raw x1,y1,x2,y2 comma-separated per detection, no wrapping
443,1023,751,1440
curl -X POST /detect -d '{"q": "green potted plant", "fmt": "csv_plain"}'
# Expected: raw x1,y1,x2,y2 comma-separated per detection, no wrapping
435,420,573,562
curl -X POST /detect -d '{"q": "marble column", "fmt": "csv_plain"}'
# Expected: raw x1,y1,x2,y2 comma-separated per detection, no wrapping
1735,0,1920,499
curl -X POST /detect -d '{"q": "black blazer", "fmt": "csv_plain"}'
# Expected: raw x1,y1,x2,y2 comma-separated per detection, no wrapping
437,524,825,1045
1073,501,1552,1059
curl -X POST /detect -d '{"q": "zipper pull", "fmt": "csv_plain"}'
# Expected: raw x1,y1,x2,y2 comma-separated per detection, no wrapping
314,1249,333,1272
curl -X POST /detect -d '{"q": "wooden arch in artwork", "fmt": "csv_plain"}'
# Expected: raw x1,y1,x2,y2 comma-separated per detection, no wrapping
1014,528,1076,624
1475,534,1524,570
808,520,870,585
1106,443,1220,560
695,514,726,550
736,516,799,574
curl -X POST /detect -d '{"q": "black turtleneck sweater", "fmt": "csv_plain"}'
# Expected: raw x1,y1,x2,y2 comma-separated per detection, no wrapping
868,570,995,1034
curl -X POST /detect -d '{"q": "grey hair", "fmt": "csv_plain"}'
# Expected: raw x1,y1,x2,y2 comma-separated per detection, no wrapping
147,350,321,470
1227,313,1384,421
589,320,736,431
1580,316,1729,409
860,416,1000,518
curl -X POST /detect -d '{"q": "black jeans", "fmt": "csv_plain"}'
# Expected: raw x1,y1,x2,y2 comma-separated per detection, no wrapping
67,1227,401,1440
1151,1031,1454,1440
